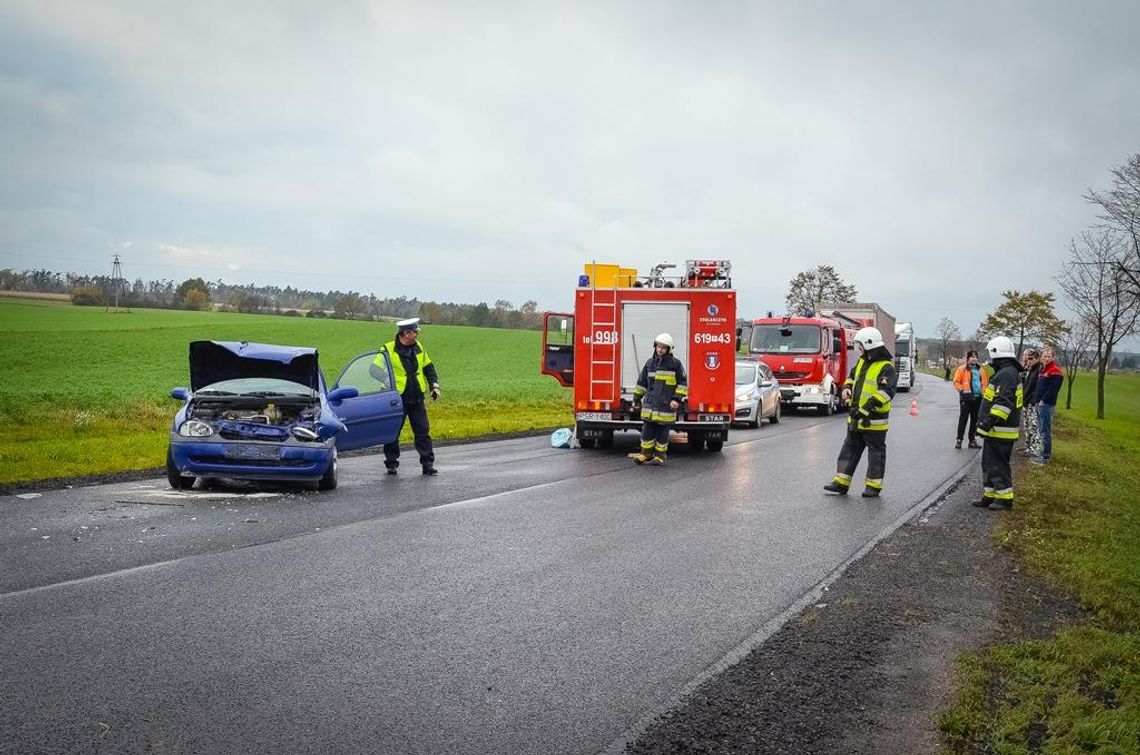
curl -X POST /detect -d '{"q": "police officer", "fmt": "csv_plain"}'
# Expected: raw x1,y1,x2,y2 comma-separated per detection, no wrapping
823,326,897,498
631,333,688,466
973,335,1023,509
377,318,440,475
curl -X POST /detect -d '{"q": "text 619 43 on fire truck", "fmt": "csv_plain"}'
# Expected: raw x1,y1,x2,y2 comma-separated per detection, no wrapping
541,260,738,451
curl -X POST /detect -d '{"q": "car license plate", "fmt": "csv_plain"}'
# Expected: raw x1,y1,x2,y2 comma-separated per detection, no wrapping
224,444,280,460
576,411,611,421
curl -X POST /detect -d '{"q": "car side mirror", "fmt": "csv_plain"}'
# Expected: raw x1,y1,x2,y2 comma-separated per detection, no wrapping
327,386,359,403
171,387,190,401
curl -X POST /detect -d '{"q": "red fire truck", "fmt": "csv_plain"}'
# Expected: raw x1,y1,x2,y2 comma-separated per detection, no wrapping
541,261,738,451
742,303,894,415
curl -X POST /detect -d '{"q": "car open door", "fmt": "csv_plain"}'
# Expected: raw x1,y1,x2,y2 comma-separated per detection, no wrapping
330,350,404,451
541,312,574,386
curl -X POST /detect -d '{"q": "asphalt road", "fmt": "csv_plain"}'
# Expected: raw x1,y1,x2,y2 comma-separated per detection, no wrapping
1,373,977,755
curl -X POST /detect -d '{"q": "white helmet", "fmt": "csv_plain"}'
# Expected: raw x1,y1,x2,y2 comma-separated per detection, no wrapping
654,333,675,350
853,326,884,350
986,335,1016,360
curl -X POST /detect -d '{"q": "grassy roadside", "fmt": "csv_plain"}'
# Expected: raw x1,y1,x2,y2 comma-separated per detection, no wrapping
938,372,1140,752
0,300,572,484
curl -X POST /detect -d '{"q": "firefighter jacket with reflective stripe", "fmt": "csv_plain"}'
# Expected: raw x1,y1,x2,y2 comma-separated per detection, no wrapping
978,360,1022,441
377,340,438,399
633,352,688,424
844,354,896,432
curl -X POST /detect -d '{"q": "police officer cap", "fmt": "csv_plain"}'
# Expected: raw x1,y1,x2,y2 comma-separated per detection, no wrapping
396,317,421,333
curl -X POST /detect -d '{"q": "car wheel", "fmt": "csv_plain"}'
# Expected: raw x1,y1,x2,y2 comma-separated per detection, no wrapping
166,447,194,490
770,401,781,424
706,439,724,452
318,452,338,491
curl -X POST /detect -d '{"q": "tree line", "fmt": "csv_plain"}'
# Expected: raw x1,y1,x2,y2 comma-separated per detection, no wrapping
0,269,543,330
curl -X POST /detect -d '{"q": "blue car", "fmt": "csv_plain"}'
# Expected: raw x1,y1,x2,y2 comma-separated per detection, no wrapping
167,341,405,490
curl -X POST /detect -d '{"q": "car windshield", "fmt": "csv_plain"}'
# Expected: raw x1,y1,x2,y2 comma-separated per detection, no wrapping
197,378,314,397
751,325,821,354
735,364,757,385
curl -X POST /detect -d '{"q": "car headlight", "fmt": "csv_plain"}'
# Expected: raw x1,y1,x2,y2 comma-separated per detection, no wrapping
291,426,321,441
806,386,820,394
178,419,214,437
737,389,756,401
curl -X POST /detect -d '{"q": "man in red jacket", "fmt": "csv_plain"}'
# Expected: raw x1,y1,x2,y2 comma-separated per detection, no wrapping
1032,347,1063,465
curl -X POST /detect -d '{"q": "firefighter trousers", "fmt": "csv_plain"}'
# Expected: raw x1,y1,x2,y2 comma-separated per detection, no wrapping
833,428,886,491
639,420,671,458
981,438,1014,503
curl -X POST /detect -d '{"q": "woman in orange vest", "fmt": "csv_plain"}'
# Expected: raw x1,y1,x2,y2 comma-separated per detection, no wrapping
952,349,988,449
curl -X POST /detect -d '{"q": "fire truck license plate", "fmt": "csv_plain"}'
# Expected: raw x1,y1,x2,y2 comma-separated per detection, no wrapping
576,412,611,421
699,415,731,422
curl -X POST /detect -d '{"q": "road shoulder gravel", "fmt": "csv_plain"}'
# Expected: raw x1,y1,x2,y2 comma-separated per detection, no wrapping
625,466,1086,754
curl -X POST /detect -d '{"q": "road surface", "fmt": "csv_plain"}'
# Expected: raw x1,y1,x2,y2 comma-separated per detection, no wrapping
1,374,976,754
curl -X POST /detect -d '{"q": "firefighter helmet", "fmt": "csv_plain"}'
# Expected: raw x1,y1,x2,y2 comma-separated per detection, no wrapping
654,333,675,350
853,327,884,350
986,335,1016,359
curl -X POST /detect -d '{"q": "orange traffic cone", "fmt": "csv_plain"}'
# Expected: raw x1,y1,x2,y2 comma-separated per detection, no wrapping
909,399,919,416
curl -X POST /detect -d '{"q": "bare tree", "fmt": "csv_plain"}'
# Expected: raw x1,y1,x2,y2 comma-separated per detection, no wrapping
785,266,857,315
1086,152,1140,299
1057,229,1140,418
1053,318,1096,410
935,317,961,380
964,328,986,360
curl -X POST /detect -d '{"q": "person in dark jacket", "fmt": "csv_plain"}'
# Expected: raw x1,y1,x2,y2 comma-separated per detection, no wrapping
1032,347,1063,464
377,318,441,475
973,336,1024,510
631,333,688,465
952,350,987,449
1019,348,1042,457
823,326,897,498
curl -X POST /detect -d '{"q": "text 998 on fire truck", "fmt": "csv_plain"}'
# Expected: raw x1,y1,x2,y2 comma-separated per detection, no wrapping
541,260,738,451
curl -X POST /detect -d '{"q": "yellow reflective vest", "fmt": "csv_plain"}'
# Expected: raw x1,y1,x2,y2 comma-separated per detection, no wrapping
845,357,896,432
377,340,434,395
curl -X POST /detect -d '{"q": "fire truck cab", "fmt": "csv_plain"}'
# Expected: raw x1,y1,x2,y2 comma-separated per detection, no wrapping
541,261,738,451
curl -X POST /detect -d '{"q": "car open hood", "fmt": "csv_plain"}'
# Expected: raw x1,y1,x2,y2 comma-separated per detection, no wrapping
188,341,320,391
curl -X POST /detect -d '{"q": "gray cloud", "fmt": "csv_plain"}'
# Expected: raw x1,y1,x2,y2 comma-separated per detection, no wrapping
2,1,1139,341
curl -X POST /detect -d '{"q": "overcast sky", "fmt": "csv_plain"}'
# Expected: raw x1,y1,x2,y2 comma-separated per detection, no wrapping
2,1,1138,341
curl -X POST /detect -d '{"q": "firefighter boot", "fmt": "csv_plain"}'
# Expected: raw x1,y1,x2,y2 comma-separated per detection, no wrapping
633,453,651,465
822,481,849,495
651,454,667,466
861,487,881,498
971,497,992,508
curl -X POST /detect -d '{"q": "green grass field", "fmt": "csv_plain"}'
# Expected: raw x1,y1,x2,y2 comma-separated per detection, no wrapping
939,371,1140,753
0,300,571,483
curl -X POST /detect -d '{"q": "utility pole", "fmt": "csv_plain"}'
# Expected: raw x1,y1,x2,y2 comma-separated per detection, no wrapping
107,253,130,313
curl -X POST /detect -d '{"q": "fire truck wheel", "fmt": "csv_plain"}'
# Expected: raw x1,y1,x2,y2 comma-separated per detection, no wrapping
706,439,724,452
578,437,596,449
598,432,614,449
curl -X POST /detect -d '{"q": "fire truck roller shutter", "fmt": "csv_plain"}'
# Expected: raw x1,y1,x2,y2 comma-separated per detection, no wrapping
620,302,691,395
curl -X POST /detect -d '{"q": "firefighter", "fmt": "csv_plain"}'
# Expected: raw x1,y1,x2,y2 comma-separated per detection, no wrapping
823,326,897,498
972,335,1023,509
631,333,688,466
377,318,441,476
